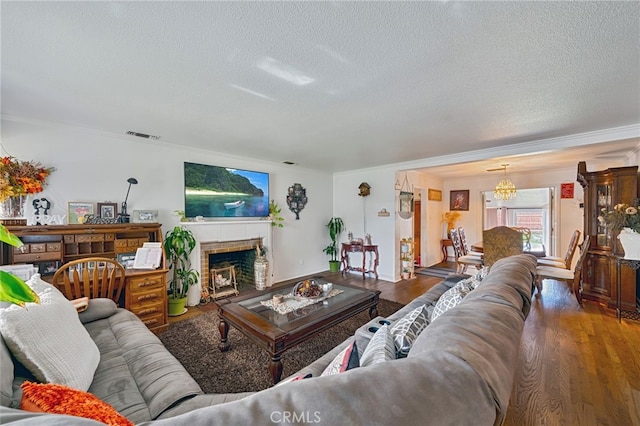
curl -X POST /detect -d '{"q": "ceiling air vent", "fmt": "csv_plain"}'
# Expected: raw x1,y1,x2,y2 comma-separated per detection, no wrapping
125,131,160,140
283,161,296,165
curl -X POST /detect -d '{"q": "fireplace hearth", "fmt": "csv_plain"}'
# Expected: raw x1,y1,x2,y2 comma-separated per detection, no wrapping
200,238,263,293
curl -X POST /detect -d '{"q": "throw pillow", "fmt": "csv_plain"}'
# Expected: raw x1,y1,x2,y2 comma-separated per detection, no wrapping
0,274,100,391
275,373,313,386
390,305,429,358
21,381,133,426
360,325,396,367
431,280,474,322
320,341,359,376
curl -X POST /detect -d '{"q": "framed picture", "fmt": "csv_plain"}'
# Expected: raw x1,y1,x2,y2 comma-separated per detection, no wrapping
132,210,158,223
450,190,470,211
97,202,117,219
68,202,94,224
38,261,61,276
428,188,442,201
117,253,137,269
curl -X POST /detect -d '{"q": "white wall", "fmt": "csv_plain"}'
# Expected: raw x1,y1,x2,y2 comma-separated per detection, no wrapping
1,118,334,283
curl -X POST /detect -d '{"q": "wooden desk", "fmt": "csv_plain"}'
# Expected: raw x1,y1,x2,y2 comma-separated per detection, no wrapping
471,241,547,258
341,243,379,279
440,239,453,262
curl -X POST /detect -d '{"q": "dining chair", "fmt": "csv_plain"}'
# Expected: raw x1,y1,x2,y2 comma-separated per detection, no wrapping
537,229,581,269
511,227,532,251
52,257,126,306
535,235,591,304
457,227,484,257
449,228,484,274
482,226,524,268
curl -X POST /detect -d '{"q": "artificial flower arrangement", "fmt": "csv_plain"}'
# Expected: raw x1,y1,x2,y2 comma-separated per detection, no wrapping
0,156,55,202
442,211,461,236
598,198,640,233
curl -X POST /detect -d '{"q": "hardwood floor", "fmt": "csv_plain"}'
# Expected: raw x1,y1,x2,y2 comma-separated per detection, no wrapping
171,269,640,425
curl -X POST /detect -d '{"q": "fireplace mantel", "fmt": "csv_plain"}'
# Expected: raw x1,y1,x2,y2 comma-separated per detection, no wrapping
181,220,273,306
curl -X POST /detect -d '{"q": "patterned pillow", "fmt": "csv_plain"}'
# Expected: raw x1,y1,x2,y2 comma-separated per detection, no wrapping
0,274,100,391
390,305,429,357
431,280,474,322
360,325,396,367
321,341,359,376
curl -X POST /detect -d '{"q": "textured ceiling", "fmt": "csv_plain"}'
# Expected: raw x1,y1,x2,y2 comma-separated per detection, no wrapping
1,1,639,173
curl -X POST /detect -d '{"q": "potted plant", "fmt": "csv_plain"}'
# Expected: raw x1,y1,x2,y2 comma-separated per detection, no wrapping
164,225,199,316
323,217,345,272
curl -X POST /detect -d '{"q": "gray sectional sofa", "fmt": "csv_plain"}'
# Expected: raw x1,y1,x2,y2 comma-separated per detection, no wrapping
0,254,537,425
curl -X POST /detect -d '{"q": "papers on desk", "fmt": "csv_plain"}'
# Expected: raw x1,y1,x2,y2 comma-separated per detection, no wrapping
133,242,163,269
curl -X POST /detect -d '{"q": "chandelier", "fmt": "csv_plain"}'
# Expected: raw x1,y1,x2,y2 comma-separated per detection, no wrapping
493,164,517,200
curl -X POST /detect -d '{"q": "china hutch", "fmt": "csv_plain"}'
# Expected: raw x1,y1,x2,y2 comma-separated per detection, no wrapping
577,162,639,313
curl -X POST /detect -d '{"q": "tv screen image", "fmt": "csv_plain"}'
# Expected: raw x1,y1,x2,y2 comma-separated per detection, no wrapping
184,162,269,218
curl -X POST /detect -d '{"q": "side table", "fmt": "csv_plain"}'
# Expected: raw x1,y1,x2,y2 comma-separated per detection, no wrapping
341,243,379,279
614,257,640,323
440,239,453,263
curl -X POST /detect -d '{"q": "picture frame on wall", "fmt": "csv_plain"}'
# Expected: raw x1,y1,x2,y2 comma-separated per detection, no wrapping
449,190,470,211
97,202,118,219
428,188,442,201
132,210,158,223
68,202,94,224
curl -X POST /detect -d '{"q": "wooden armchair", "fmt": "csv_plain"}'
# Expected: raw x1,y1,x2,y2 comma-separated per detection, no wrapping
482,226,524,268
52,257,126,306
537,229,581,269
535,235,590,303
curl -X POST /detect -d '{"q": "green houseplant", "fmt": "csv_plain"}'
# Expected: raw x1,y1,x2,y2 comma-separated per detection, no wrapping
323,217,345,272
164,225,199,316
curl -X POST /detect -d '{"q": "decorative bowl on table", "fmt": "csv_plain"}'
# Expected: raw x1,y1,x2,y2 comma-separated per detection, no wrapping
292,279,324,299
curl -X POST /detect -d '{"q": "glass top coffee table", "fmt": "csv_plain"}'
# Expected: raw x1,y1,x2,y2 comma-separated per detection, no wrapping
216,279,380,384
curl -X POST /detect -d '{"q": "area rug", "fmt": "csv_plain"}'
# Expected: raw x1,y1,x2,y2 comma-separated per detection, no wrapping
158,298,404,394
415,262,456,278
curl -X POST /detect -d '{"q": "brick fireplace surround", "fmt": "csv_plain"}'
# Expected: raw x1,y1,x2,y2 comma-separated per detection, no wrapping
200,237,262,290
182,221,272,306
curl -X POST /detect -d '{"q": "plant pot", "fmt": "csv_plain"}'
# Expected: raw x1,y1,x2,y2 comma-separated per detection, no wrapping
618,228,640,260
402,272,410,280
168,296,187,316
329,260,341,272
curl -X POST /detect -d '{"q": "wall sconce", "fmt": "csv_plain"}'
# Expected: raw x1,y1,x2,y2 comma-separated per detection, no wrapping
286,183,307,220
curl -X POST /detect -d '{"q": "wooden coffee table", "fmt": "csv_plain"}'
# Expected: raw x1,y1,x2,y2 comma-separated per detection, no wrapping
216,280,380,384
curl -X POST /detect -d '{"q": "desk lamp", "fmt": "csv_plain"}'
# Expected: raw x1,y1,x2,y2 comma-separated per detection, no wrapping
119,178,138,223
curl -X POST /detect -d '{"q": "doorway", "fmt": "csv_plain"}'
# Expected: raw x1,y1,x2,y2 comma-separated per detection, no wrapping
482,188,553,252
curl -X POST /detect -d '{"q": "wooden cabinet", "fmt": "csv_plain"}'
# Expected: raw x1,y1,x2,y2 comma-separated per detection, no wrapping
1,223,168,333
577,162,639,310
126,271,168,333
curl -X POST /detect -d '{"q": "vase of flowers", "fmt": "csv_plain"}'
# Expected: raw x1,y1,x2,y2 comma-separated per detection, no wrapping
442,211,461,239
598,199,640,260
0,156,55,219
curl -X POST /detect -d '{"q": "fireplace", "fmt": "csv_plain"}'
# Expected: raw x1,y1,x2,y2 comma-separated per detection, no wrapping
200,237,263,292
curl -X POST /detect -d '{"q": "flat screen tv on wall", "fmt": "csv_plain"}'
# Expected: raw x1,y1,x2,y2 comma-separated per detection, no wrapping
184,162,269,218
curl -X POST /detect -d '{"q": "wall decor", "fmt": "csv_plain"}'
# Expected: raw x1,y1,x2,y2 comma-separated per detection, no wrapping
428,188,442,201
358,182,371,197
132,210,159,223
286,183,307,220
397,172,414,219
450,190,470,211
561,182,574,199
68,202,94,224
98,202,118,219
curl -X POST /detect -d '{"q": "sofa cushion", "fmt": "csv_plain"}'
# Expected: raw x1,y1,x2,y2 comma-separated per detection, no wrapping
83,309,202,423
360,325,395,367
321,341,359,376
78,299,118,324
431,279,474,322
0,274,100,391
20,381,133,426
0,335,13,407
390,305,429,357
